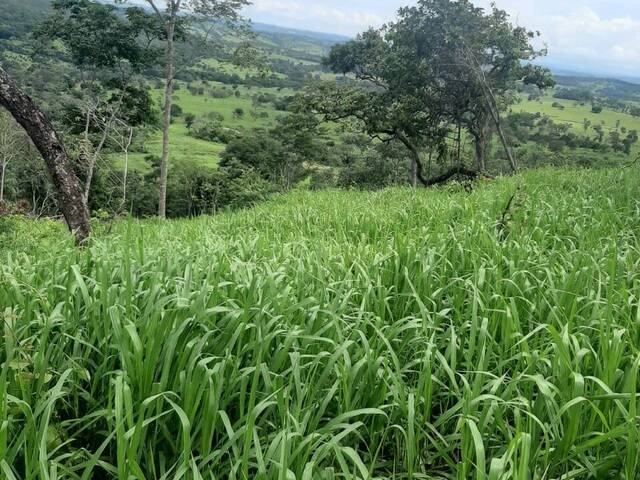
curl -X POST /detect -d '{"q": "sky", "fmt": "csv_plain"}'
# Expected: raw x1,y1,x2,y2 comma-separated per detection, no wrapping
244,0,640,78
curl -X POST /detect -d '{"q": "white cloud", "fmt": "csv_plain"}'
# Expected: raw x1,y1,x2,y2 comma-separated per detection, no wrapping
244,0,640,76
247,0,384,35
541,7,640,74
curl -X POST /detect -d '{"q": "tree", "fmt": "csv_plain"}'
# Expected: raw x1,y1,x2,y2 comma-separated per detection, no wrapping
134,0,251,218
593,124,605,143
385,0,554,172
0,65,91,244
310,0,553,183
623,130,639,155
36,0,157,204
185,113,196,130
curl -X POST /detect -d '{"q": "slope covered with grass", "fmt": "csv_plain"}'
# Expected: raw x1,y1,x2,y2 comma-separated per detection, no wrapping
2,168,640,478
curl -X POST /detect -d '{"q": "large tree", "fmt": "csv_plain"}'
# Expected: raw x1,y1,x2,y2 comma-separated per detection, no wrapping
301,28,450,188
135,0,251,218
309,0,553,182
388,0,554,172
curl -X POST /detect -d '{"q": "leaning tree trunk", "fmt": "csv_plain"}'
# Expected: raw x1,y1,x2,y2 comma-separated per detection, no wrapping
158,19,176,219
0,65,91,244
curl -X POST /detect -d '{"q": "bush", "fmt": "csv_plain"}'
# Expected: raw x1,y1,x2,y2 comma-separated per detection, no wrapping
171,104,183,118
190,120,240,144
338,152,408,189
184,113,196,130
309,168,338,190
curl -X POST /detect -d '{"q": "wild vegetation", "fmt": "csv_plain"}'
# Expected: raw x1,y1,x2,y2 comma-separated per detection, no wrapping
2,0,640,478
1,0,638,233
2,168,640,478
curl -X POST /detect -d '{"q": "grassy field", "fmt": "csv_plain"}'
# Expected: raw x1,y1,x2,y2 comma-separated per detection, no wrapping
515,94,640,135
513,93,640,160
112,81,290,171
2,168,640,478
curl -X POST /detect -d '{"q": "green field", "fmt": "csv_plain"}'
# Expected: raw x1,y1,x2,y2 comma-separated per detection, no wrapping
515,94,640,135
2,168,640,478
112,81,291,171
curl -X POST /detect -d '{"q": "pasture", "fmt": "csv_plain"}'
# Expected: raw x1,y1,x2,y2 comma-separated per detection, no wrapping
2,168,640,478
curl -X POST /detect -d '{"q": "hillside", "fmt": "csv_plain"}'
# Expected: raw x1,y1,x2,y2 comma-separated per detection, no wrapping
3,168,640,477
555,75,640,103
2,0,638,175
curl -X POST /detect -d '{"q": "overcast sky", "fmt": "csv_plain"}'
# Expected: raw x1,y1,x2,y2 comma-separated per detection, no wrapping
244,0,640,77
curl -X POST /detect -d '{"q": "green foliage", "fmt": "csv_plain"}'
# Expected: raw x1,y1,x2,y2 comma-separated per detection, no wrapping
170,103,184,118
2,169,640,478
190,118,240,144
306,0,553,174
35,0,156,71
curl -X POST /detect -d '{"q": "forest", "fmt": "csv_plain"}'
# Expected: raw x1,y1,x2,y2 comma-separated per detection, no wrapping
2,0,640,478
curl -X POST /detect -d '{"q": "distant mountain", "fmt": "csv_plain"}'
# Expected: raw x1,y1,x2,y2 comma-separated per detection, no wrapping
252,23,350,45
0,0,50,39
553,75,640,103
539,62,640,86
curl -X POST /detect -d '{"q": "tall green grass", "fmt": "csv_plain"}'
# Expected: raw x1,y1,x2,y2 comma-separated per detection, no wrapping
2,168,640,479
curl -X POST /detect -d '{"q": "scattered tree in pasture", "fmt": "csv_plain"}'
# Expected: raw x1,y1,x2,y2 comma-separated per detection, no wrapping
309,0,553,183
128,0,252,218
185,113,196,130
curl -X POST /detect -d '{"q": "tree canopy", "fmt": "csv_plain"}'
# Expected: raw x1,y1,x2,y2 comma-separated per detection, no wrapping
302,0,555,182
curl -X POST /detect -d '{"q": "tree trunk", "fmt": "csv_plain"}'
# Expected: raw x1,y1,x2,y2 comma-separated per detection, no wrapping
491,108,517,172
0,66,91,244
83,100,122,205
396,132,429,186
397,131,483,188
481,90,517,172
0,160,5,203
473,116,491,172
122,127,133,208
411,157,418,189
158,20,175,219
422,165,481,187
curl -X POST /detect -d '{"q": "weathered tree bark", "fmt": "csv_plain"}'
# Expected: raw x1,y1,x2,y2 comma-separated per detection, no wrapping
0,160,6,203
158,19,176,219
397,131,483,188
422,165,481,187
472,115,492,172
411,157,418,189
0,66,91,244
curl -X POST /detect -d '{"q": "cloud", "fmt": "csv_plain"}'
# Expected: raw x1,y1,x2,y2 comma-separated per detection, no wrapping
244,0,640,76
470,1,640,75
246,0,384,35
537,7,640,74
